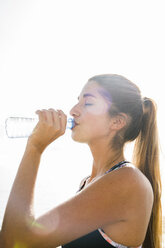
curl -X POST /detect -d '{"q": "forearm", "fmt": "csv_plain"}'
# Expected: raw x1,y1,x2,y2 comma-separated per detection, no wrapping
1,143,42,243
1,109,66,247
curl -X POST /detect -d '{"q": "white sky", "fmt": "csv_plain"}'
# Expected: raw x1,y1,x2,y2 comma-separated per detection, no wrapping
0,0,165,220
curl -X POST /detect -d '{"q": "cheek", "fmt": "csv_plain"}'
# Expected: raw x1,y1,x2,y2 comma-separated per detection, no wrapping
86,115,110,136
87,102,111,116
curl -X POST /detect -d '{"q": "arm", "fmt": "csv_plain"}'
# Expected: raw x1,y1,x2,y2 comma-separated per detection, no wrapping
1,109,68,247
1,109,145,248
2,144,41,247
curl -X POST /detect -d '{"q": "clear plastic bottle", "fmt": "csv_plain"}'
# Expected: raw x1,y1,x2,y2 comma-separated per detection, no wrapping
5,117,75,138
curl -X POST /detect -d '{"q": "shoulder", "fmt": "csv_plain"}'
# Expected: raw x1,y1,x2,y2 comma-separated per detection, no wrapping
110,162,153,189
100,163,140,189
124,163,153,195
102,163,153,208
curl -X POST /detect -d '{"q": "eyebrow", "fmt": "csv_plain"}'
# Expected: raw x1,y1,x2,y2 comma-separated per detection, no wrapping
77,93,96,100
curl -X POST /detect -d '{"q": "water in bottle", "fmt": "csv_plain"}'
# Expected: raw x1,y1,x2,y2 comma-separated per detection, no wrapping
5,117,75,138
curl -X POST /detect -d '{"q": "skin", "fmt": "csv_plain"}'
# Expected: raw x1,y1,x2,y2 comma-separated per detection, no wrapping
0,81,154,247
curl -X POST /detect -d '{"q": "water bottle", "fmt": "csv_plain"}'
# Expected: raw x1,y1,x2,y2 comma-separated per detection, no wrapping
5,117,75,138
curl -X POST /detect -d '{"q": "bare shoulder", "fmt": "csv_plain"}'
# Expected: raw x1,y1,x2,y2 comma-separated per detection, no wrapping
98,163,153,191
120,163,153,194
109,163,154,207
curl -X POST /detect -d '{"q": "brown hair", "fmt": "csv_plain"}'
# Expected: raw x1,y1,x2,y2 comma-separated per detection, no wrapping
89,74,162,248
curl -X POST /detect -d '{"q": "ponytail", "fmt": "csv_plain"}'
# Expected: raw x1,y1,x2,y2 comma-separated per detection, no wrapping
133,97,162,248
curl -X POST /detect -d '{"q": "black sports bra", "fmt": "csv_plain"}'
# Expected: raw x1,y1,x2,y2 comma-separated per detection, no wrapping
62,161,142,248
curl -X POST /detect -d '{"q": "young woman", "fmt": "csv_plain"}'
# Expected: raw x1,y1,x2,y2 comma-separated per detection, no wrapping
0,74,162,248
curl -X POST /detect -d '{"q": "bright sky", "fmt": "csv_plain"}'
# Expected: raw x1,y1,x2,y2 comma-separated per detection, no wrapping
0,0,165,220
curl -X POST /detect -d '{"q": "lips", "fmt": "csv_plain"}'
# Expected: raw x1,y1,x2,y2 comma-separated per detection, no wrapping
72,120,79,129
74,120,79,125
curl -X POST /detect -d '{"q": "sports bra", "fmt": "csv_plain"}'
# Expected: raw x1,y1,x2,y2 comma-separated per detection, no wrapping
62,161,143,248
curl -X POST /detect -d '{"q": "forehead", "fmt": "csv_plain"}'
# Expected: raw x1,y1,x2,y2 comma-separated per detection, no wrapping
80,81,99,95
80,81,112,102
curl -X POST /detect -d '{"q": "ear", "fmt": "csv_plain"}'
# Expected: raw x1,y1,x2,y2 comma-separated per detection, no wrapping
110,113,128,131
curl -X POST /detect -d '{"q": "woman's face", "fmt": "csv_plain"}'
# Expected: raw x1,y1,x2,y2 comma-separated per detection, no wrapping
69,81,112,145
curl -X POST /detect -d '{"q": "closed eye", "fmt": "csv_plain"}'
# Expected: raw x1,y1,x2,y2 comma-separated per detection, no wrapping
85,103,93,106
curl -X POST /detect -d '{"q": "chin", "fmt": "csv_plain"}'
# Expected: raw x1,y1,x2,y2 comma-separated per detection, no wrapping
71,132,87,143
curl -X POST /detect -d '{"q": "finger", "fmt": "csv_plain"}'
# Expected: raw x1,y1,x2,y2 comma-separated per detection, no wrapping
50,109,61,130
44,109,54,126
58,110,67,132
40,109,50,123
48,108,57,123
35,110,45,122
57,109,64,130
36,109,50,123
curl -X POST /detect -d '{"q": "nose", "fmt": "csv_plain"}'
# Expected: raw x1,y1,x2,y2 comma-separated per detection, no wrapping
69,103,81,117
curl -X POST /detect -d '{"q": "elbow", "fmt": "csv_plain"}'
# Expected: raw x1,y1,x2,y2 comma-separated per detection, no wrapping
1,215,35,248
1,218,59,248
0,230,4,247
0,228,12,248
1,226,35,248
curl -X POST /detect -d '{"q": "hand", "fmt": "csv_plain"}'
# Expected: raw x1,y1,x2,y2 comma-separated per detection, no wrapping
27,108,67,154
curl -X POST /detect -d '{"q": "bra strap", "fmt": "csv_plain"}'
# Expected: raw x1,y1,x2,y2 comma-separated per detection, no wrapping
104,160,130,175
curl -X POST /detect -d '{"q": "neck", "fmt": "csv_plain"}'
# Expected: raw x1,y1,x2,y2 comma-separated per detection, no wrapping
88,139,125,181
